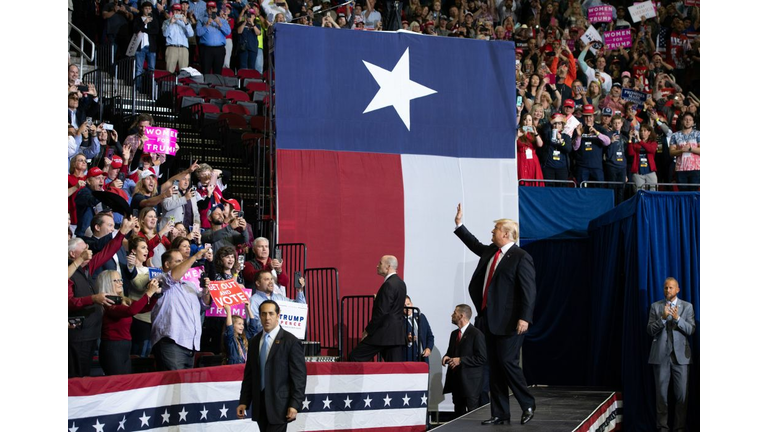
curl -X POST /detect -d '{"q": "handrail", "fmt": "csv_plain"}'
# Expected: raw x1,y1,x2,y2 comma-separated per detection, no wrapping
518,179,577,187
68,21,96,73
579,180,629,188
640,182,700,191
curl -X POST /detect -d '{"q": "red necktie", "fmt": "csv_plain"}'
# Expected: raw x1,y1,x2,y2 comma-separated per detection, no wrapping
456,329,462,343
481,249,502,311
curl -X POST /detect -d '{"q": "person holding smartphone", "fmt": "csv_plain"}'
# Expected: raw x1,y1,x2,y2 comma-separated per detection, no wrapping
236,7,264,73
98,270,160,375
539,113,572,183
516,113,544,187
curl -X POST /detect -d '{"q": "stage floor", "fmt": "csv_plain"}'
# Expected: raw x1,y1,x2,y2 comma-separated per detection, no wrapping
433,387,616,432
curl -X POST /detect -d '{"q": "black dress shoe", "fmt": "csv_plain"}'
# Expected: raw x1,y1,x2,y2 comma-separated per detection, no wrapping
481,417,510,425
521,406,535,425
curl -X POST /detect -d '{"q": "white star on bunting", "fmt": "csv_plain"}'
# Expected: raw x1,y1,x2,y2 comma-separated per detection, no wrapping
302,397,311,410
383,394,392,407
363,48,437,131
344,396,353,408
421,393,428,405
402,394,411,406
200,406,209,420
322,396,332,409
161,409,171,424
363,395,373,408
69,422,79,432
220,404,229,418
92,419,105,432
139,412,151,427
178,407,188,422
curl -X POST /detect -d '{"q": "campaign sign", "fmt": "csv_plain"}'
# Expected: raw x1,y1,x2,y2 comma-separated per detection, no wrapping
276,300,308,340
629,1,656,23
208,279,250,309
580,25,604,54
621,88,649,105
563,114,582,137
604,29,633,50
143,126,178,156
183,266,204,291
207,288,253,318
148,267,163,281
588,6,613,23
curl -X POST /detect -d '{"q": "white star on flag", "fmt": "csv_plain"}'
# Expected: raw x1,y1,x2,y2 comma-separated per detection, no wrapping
363,395,373,408
200,406,209,420
93,419,105,432
118,416,127,431
69,422,78,432
178,407,188,422
383,394,392,407
139,412,151,427
220,404,229,418
343,396,353,408
322,396,332,409
161,409,171,424
363,47,437,131
302,397,311,410
402,394,411,406
421,393,428,405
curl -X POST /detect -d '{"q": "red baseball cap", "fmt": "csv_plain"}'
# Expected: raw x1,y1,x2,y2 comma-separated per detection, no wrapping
111,155,123,169
582,105,595,115
221,197,241,212
172,3,182,10
563,99,575,108
207,1,217,8
87,167,107,178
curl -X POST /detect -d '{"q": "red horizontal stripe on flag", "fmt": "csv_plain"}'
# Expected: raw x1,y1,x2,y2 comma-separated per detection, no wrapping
68,364,247,396
277,149,405,296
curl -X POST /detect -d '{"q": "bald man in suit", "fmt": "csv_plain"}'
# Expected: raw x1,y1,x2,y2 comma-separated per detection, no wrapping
647,277,696,432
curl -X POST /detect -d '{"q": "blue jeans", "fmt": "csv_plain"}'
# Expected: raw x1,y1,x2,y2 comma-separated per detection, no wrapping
153,337,194,371
135,46,156,89
239,49,263,73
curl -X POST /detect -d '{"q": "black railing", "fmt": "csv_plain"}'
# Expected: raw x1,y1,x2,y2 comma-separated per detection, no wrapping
274,243,307,300
340,295,375,361
303,268,340,355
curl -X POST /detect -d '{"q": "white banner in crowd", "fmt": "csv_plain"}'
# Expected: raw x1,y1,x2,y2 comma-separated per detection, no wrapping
276,300,309,339
628,1,657,23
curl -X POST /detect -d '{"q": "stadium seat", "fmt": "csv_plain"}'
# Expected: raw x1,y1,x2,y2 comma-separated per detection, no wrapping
199,87,224,101
249,115,267,132
237,68,262,80
226,89,250,103
221,67,236,77
223,103,250,115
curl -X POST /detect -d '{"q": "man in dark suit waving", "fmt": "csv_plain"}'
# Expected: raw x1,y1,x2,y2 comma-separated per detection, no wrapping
647,277,696,432
442,303,487,415
237,300,307,432
454,203,537,425
348,255,407,362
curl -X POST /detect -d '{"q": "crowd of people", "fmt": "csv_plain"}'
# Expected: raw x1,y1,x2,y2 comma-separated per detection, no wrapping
68,0,700,378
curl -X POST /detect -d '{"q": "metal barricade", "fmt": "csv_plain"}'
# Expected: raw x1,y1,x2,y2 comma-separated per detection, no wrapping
303,268,340,355
275,243,307,300
640,182,700,192
340,295,375,361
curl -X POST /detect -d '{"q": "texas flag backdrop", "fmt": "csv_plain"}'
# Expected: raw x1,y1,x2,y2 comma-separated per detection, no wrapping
274,24,519,361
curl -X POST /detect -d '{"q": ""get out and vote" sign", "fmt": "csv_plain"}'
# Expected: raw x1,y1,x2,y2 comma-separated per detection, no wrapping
143,126,178,155
208,279,250,308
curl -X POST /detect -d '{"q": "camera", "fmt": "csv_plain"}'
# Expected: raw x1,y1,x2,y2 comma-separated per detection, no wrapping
106,295,123,305
103,123,114,131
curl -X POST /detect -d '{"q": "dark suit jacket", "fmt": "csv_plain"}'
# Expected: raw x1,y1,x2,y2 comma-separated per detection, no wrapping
132,13,160,52
442,323,486,398
647,299,696,365
239,327,307,425
365,274,407,346
455,225,536,336
404,312,434,362
84,234,138,280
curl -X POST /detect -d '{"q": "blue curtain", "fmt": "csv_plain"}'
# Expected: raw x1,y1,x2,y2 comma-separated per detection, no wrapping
523,239,592,385
519,187,614,241
587,191,700,432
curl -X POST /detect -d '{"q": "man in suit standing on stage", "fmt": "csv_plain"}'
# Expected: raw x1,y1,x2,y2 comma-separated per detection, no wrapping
647,277,696,432
237,300,307,432
442,303,487,415
348,255,407,362
453,203,537,425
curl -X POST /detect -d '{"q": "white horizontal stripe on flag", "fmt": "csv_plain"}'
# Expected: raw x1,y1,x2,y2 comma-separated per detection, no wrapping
305,373,428,394
68,381,243,418
289,408,428,432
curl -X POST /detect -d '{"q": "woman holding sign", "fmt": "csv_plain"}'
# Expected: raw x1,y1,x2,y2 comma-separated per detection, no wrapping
98,269,160,375
222,301,258,364
201,246,245,353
